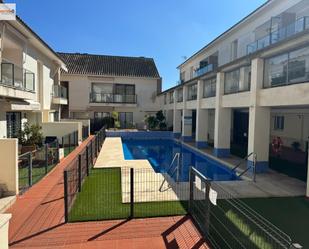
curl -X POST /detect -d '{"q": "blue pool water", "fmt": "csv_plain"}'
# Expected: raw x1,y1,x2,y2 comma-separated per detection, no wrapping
122,139,239,182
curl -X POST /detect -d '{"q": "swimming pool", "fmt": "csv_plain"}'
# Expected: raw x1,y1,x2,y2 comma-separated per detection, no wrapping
122,138,239,182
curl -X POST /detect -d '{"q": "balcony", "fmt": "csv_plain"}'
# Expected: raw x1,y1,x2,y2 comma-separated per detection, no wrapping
90,92,137,104
193,64,215,78
247,16,309,54
52,85,68,105
1,61,35,92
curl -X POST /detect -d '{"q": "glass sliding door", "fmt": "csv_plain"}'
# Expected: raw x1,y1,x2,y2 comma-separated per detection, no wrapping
6,112,21,138
114,84,135,103
119,112,133,128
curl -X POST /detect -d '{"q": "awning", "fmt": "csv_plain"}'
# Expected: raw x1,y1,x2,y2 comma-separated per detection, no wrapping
10,99,41,111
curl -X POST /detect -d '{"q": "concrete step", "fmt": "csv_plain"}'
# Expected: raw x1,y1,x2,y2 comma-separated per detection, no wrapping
0,196,16,213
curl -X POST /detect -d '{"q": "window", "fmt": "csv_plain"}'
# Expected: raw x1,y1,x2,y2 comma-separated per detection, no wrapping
225,69,240,94
114,84,135,95
203,77,216,98
164,94,167,104
169,91,174,103
264,46,309,88
177,88,183,102
224,66,251,94
180,71,186,83
190,66,194,79
264,53,288,87
119,112,133,128
187,83,197,100
288,47,309,84
243,66,251,91
274,116,284,130
231,39,238,61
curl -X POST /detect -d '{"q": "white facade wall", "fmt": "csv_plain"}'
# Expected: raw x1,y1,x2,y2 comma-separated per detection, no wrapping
178,0,306,81
161,0,309,175
0,20,66,139
61,74,161,128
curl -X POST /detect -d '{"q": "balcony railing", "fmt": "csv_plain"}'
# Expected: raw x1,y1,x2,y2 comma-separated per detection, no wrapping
90,92,137,104
194,64,216,78
247,16,309,54
1,61,35,92
53,85,68,99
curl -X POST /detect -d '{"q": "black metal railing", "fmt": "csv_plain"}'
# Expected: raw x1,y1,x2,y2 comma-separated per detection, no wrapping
61,130,79,157
64,126,106,222
82,125,89,140
18,139,60,192
64,166,188,222
189,167,299,249
1,61,35,92
89,92,137,104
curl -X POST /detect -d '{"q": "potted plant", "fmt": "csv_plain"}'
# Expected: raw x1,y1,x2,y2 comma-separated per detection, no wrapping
18,122,43,154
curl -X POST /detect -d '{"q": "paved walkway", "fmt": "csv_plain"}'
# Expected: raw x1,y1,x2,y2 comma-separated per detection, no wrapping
95,137,153,169
185,141,306,198
7,136,208,249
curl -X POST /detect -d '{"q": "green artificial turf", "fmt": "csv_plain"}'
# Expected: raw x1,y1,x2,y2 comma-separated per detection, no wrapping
243,197,309,249
69,168,188,222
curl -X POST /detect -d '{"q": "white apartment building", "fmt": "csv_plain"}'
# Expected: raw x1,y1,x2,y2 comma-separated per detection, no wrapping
59,52,162,131
0,17,67,139
160,0,309,179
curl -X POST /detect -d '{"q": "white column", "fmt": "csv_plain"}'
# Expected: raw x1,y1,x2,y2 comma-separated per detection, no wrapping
247,58,270,172
214,72,231,157
173,90,181,138
173,109,182,138
306,153,309,197
196,80,208,148
182,109,192,141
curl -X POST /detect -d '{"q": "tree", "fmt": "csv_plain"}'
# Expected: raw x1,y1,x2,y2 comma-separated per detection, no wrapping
145,110,167,130
18,122,43,146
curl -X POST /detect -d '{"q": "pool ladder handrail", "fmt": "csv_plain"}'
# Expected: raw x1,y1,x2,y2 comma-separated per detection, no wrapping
159,153,180,191
232,152,257,182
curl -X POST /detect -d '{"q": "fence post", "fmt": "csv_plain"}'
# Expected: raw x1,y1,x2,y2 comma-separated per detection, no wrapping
78,154,82,192
56,139,60,163
63,170,69,223
28,152,33,187
95,136,98,157
90,139,93,165
130,168,134,218
189,167,194,214
205,179,211,236
45,143,48,174
68,133,71,153
86,145,89,176
305,141,309,167
75,131,78,145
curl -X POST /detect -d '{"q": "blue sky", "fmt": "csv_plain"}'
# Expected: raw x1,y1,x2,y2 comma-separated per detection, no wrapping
7,0,266,90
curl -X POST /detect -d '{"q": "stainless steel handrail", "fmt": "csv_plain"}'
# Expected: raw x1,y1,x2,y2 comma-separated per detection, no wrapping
232,152,257,182
159,152,180,191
